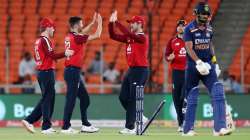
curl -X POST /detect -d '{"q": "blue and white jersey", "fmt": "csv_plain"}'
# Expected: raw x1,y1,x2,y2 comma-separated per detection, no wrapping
184,20,213,64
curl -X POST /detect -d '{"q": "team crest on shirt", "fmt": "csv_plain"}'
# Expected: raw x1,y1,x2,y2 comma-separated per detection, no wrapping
195,33,201,37
179,48,186,57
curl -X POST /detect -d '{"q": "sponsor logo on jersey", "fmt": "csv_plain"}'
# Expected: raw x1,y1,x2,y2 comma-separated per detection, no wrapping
194,39,210,45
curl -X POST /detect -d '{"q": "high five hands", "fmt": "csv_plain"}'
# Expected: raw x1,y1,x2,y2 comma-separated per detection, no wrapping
109,10,117,22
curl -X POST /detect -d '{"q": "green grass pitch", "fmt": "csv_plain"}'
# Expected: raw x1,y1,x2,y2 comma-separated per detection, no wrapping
0,127,249,140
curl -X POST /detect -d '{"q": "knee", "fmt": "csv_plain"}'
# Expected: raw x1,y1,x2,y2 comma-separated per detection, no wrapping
211,82,225,101
187,87,199,105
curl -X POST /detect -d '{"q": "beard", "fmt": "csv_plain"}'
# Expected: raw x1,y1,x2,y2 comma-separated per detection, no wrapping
197,15,208,24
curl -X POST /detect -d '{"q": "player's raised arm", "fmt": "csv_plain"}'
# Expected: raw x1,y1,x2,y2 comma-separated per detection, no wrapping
115,21,145,43
88,13,102,41
81,12,97,35
112,10,145,43
108,11,127,43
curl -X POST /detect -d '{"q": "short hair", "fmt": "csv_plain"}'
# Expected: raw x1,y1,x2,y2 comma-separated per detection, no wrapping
69,16,82,28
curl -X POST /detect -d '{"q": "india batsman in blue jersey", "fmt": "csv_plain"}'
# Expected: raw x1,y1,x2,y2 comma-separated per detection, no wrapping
182,2,232,136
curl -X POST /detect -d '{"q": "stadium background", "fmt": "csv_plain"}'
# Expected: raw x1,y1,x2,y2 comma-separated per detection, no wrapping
0,0,250,128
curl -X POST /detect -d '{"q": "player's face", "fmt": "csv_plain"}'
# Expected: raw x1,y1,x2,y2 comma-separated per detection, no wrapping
78,20,84,32
177,25,185,34
47,27,55,37
130,22,141,32
197,14,210,24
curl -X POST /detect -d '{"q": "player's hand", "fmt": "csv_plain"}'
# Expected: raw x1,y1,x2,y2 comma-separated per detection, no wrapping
109,13,114,22
97,13,102,24
215,64,221,77
195,60,210,75
109,11,117,22
113,10,117,21
167,53,175,61
204,62,211,70
65,49,74,57
90,12,97,25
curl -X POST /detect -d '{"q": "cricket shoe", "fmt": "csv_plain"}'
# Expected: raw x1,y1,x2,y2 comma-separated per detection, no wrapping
80,125,99,133
21,120,36,134
182,130,197,136
41,128,57,135
119,128,136,135
213,128,232,136
177,126,183,132
61,127,79,134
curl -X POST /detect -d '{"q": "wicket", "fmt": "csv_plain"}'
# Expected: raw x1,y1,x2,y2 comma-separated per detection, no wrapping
136,85,144,135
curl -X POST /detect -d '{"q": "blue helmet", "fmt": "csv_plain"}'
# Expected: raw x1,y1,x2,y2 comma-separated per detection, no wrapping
194,2,211,23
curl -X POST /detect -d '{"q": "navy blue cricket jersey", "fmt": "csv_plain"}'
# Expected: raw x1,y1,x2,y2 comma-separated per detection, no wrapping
184,20,213,64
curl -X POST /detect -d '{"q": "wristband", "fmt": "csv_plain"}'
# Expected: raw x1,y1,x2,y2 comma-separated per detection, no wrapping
211,56,217,63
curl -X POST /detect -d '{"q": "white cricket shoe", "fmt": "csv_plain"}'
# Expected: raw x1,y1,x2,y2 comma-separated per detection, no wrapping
80,125,99,133
182,130,197,136
41,128,57,135
21,120,36,134
213,128,232,136
119,128,136,135
177,126,183,132
61,127,79,134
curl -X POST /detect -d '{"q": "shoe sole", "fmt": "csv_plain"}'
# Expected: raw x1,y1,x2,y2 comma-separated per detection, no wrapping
220,131,232,136
119,131,136,135
21,121,35,134
182,132,197,136
80,130,99,133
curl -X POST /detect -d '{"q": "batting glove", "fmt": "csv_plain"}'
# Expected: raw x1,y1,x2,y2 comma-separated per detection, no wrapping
195,60,210,75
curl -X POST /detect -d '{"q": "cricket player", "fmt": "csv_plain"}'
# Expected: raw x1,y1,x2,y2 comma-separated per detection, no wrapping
165,20,187,132
182,2,232,136
22,18,74,134
61,13,102,134
108,11,149,134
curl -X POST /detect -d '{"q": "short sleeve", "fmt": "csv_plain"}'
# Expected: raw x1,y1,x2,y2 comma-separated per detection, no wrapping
183,26,192,42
